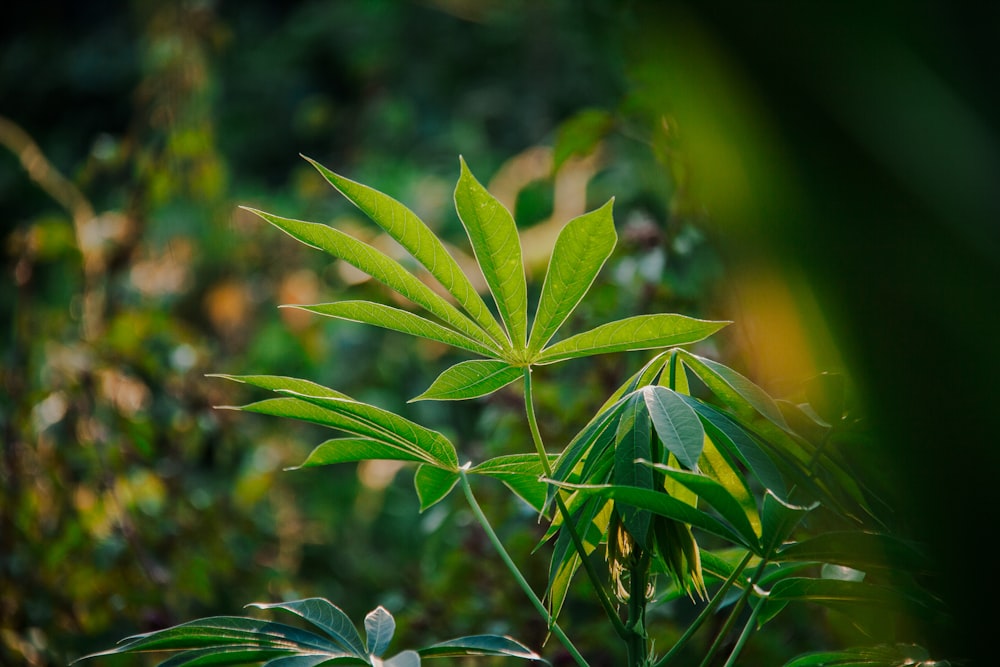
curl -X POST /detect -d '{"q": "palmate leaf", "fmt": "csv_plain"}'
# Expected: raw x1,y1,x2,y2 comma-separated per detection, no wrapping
527,199,616,355
289,301,498,358
411,360,522,401
243,207,498,353
214,375,458,471
454,157,528,349
534,314,728,364
248,599,366,657
304,156,509,348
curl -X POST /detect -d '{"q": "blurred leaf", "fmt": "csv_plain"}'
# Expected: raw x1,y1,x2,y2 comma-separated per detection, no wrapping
783,643,946,667
384,650,421,667
774,531,931,575
552,108,615,173
411,360,521,401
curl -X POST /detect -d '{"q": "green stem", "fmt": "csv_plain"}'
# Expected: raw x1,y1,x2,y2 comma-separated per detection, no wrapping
459,470,590,667
721,593,764,667
625,551,651,667
696,559,768,667
654,550,754,667
522,368,629,640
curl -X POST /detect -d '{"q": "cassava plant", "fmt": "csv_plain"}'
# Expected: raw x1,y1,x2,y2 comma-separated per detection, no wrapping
80,156,948,667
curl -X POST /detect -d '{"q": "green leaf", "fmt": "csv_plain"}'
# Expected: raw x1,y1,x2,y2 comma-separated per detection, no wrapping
157,646,296,667
548,481,751,548
411,360,521,402
294,438,425,468
304,156,508,347
774,531,932,575
782,643,941,667
768,578,918,615
248,599,366,658
642,386,704,470
242,207,496,351
280,393,459,471
413,465,459,511
364,606,394,657
290,301,499,357
470,454,555,513
454,157,528,349
761,491,818,555
638,462,760,551
678,351,788,428
527,200,616,355
210,374,349,400
552,108,615,173
613,392,654,544
680,397,787,499
535,314,728,364
418,635,542,661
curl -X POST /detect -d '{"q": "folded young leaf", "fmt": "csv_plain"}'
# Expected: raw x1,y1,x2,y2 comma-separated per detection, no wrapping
535,314,728,364
454,157,528,350
613,392,655,545
243,207,494,350
528,199,616,355
290,301,500,357
304,156,509,348
411,359,521,401
414,464,459,511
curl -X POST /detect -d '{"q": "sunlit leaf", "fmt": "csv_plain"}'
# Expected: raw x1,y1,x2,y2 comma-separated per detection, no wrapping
242,207,495,349
364,606,395,657
289,301,499,357
304,156,509,347
411,360,521,402
209,374,348,400
527,199,616,355
678,351,788,428
294,438,424,468
535,314,728,364
454,157,527,349
471,454,555,513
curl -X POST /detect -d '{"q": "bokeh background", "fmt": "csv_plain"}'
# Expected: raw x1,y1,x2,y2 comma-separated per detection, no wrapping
3,1,997,665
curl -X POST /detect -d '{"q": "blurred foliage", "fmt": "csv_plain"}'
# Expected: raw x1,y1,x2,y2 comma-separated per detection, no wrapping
2,0,992,665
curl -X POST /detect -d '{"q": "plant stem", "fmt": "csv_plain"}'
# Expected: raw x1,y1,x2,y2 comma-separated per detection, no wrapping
459,470,590,667
522,368,629,640
625,550,651,667
721,593,764,667
696,559,768,667
654,550,754,667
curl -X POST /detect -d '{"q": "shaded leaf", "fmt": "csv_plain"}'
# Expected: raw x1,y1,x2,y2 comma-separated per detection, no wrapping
383,650,420,667
761,491,819,556
774,531,932,575
552,108,615,173
364,607,395,657
411,360,521,402
613,392,654,544
470,454,555,513
642,386,703,469
454,157,527,348
527,199,616,355
418,635,542,661
248,600,366,658
535,314,728,364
